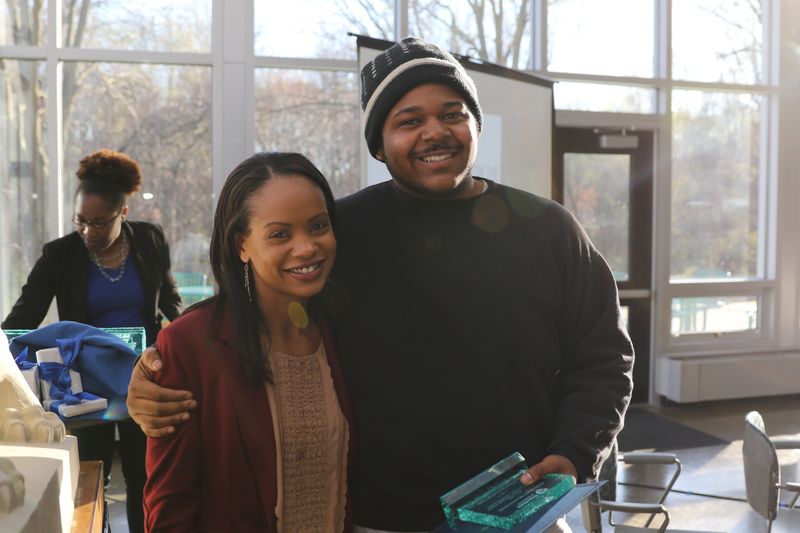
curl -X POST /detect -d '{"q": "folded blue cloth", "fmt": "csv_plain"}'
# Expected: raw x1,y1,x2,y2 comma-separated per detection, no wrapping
8,321,138,399
13,347,36,370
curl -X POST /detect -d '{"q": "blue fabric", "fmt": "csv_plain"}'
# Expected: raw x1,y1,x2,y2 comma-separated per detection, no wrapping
9,321,138,399
14,347,36,370
87,255,148,339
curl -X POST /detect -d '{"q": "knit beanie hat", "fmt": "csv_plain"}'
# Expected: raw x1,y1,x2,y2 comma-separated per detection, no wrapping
360,37,483,158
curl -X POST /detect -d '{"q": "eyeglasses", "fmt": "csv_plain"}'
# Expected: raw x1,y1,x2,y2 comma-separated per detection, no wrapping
72,211,122,230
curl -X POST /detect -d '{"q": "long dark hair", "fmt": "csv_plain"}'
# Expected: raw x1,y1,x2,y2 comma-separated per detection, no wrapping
209,152,337,384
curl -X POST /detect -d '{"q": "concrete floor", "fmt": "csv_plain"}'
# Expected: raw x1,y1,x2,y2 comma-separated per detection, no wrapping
107,454,131,532
565,394,800,532
106,394,800,532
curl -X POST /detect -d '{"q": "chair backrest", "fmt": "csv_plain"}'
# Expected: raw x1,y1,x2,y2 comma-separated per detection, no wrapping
743,410,780,521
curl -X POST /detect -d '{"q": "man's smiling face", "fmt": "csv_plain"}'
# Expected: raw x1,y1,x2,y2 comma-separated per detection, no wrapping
376,83,479,199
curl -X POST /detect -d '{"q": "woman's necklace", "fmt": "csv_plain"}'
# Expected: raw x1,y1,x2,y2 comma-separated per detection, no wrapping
89,233,130,283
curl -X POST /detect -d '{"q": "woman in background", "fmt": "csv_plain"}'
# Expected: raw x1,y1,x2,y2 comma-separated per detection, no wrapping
2,149,182,533
143,152,354,532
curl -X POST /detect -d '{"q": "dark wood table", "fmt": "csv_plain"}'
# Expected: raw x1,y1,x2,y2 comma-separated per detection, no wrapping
71,460,104,533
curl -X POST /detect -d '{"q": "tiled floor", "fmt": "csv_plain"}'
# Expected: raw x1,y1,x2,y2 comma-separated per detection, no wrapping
106,394,800,532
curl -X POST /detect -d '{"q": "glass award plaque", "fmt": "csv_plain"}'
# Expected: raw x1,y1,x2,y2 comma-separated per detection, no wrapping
2,330,33,342
440,452,575,530
102,327,147,354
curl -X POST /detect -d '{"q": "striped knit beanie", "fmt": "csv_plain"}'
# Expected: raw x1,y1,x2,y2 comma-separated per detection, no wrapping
360,37,482,158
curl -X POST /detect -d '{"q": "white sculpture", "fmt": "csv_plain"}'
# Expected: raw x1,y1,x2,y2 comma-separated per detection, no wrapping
0,330,77,532
0,458,25,514
0,331,65,444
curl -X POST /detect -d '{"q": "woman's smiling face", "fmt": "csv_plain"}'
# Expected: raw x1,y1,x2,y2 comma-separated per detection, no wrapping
238,174,336,308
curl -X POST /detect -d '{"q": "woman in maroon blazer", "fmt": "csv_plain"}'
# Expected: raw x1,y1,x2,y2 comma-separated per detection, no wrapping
144,153,355,532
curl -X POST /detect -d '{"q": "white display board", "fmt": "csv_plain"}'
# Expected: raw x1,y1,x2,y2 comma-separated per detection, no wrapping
358,37,554,199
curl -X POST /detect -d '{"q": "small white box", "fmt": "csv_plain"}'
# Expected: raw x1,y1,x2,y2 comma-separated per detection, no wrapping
19,367,40,401
53,397,107,418
35,347,83,402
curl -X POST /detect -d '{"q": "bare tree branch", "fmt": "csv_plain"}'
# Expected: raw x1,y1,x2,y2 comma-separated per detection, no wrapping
333,0,392,39
63,0,92,122
508,0,529,68
469,0,489,59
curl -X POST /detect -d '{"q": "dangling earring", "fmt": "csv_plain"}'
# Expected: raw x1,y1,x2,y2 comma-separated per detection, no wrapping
244,262,252,303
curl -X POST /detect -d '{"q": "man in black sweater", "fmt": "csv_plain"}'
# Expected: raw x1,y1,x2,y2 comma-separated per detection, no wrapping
128,38,633,532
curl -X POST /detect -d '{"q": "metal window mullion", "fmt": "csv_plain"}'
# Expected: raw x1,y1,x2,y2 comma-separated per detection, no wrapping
211,0,225,211
759,94,774,282
46,0,63,240
669,280,775,298
774,0,800,348
653,0,673,366
532,0,546,72
211,0,254,210
545,71,664,88
669,79,774,94
244,0,255,169
506,68,774,94
0,45,46,59
396,0,408,40
57,47,213,66
554,110,663,130
253,56,357,71
761,0,777,279
656,0,670,83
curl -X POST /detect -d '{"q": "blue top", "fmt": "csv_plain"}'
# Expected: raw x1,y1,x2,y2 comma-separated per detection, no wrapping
87,254,149,342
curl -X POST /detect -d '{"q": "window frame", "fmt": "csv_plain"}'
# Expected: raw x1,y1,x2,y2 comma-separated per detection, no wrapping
538,0,781,362
1,0,796,383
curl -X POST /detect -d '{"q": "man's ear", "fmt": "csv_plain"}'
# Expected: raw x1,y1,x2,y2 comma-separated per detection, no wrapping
375,148,385,162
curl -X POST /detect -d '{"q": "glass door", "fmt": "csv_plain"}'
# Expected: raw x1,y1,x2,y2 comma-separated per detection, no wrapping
554,128,654,403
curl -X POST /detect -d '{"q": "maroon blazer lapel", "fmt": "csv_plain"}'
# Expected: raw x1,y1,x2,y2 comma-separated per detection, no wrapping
216,316,279,529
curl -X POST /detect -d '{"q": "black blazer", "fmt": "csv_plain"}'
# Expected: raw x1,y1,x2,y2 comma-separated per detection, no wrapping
2,221,182,342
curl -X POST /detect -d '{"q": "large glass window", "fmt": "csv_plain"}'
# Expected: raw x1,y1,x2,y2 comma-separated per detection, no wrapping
254,68,360,198
554,82,656,114
547,0,655,77
62,62,213,290
409,0,532,69
255,0,393,59
0,0,786,351
671,296,759,336
1,1,46,46
672,0,764,84
63,0,212,52
563,153,630,281
0,59,48,315
670,90,764,282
